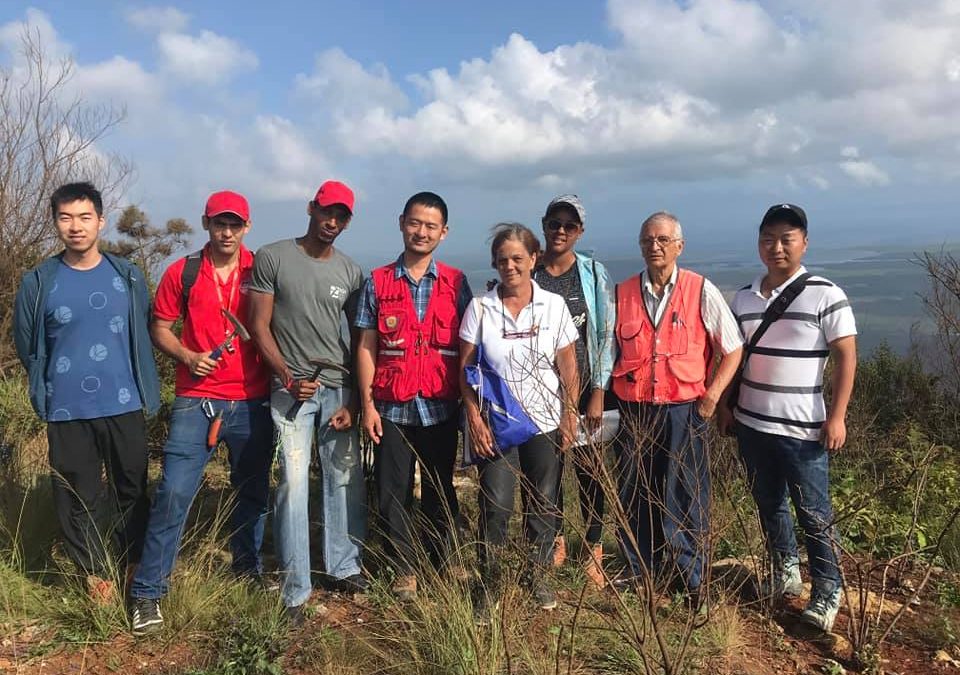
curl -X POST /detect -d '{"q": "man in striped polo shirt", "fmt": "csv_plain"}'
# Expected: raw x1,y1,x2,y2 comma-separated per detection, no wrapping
719,203,857,633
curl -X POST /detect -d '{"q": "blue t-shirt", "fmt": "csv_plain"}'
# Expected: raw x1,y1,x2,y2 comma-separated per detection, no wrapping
44,259,142,421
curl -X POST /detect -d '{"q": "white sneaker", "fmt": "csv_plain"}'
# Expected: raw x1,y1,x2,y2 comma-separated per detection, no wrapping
800,585,842,632
761,555,803,598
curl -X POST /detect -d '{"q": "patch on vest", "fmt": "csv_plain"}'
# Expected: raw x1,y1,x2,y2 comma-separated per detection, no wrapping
384,315,398,329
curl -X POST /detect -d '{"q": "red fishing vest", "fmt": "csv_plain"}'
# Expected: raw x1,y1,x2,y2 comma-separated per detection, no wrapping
611,268,713,403
371,261,464,403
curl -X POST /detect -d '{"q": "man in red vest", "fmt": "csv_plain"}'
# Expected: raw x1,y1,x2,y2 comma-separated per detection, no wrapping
355,192,473,601
611,211,742,607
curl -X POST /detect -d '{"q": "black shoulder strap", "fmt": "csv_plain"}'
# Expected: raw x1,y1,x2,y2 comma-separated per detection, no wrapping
180,249,203,309
744,272,812,354
730,272,811,410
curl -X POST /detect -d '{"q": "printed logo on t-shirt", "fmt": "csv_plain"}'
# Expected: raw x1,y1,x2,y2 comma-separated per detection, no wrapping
572,311,587,328
329,285,347,300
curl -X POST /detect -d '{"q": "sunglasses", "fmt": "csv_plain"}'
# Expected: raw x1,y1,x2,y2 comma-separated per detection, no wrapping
544,219,580,233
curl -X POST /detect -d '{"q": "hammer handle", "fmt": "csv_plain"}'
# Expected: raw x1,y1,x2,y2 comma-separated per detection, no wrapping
284,362,327,421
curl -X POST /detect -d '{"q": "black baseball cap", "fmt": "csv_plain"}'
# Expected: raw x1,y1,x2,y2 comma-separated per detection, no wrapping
760,203,807,231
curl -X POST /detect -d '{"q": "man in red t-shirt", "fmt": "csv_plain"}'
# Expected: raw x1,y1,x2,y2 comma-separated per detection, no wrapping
129,191,273,635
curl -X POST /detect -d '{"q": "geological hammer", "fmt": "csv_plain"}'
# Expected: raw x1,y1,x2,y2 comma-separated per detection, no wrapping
210,309,250,360
284,358,351,421
193,309,250,379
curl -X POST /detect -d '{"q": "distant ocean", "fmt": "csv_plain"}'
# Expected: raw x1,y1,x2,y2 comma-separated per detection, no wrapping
459,246,936,355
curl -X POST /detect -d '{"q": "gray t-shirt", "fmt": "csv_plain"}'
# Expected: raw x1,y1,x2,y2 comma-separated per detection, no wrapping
249,239,364,387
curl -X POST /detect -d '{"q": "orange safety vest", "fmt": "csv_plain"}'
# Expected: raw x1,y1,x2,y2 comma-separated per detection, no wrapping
611,268,712,403
370,261,464,403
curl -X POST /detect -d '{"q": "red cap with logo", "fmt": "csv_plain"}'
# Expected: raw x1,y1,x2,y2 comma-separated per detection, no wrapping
204,190,250,221
313,180,355,214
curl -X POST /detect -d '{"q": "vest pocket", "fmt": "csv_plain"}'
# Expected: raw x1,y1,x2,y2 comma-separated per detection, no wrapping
378,310,406,348
431,312,457,349
617,320,647,361
666,354,706,383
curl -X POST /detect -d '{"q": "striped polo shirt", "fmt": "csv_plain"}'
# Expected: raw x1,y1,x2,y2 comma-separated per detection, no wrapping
730,265,857,441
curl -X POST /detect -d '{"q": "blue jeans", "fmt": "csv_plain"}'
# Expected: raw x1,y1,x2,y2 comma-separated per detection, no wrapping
131,396,274,600
271,386,366,608
615,401,711,592
736,422,840,591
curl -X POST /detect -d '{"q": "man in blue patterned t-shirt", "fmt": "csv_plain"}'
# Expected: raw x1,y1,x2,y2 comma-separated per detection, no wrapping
14,182,160,603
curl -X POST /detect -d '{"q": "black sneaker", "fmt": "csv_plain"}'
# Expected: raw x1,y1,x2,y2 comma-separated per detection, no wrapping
533,580,558,610
131,598,163,635
326,573,369,594
284,603,307,628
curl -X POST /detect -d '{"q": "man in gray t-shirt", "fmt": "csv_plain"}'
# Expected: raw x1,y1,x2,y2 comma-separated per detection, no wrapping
248,180,368,622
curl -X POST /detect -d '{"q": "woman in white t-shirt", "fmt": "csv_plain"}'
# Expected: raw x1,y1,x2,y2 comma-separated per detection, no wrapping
459,222,580,615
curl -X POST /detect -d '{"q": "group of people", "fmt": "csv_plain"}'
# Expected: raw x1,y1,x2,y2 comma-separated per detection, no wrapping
13,180,856,637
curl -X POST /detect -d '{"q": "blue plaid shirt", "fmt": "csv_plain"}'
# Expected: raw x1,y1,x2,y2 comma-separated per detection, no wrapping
355,256,473,427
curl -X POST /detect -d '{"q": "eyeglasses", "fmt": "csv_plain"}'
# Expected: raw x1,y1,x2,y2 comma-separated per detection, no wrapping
500,297,540,339
544,219,580,233
640,235,681,249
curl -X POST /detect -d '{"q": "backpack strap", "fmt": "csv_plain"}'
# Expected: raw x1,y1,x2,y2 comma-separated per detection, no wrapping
180,249,203,311
730,272,812,409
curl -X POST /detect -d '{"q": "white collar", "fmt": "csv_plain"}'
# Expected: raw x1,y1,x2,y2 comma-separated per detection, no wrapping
480,279,548,308
642,265,679,295
750,265,808,298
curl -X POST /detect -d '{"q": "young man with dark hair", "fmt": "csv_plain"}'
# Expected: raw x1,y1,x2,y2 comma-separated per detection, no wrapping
355,191,472,601
14,181,160,603
719,204,857,633
248,180,367,625
129,191,274,634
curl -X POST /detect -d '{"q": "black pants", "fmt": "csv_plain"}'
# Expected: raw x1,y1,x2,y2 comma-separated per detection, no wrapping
554,444,606,545
375,415,460,574
478,432,560,575
554,388,608,545
46,410,150,576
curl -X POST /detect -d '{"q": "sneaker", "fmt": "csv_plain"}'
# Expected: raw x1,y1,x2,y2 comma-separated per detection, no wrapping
800,585,842,632
552,535,567,567
392,574,418,602
284,603,307,628
610,572,641,595
325,573,369,594
533,579,558,610
583,543,606,589
761,555,803,599
131,598,163,635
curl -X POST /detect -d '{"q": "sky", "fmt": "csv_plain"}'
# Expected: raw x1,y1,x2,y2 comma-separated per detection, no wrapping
1,1,959,271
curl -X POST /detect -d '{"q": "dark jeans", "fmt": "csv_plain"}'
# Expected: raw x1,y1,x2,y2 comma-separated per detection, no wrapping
554,444,606,545
131,396,274,600
47,410,149,577
736,422,841,590
477,432,560,575
615,401,710,592
375,415,460,574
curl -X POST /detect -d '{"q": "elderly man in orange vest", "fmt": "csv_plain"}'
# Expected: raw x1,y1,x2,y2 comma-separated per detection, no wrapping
611,211,742,607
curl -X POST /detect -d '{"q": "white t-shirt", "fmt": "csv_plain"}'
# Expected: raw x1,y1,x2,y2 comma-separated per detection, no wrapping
730,266,857,441
459,281,580,434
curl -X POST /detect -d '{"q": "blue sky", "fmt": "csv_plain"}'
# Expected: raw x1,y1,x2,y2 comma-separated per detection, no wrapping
2,1,958,270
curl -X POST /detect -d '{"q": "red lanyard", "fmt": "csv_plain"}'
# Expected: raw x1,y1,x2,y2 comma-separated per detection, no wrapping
211,259,240,336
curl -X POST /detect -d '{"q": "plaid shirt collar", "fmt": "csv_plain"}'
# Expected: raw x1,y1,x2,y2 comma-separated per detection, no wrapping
394,254,438,283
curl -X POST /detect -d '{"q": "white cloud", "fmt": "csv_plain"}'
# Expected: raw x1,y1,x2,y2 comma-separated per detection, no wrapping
840,159,891,186
125,6,189,34
75,56,160,104
157,30,258,85
295,48,407,114
313,0,960,187
810,175,831,190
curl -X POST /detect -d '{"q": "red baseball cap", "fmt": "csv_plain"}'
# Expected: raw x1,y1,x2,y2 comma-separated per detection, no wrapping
313,180,355,214
205,190,250,221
